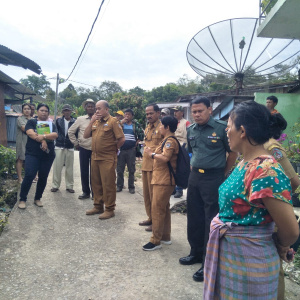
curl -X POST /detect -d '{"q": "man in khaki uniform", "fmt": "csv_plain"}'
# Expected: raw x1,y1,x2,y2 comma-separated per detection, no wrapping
84,100,125,220
139,104,163,231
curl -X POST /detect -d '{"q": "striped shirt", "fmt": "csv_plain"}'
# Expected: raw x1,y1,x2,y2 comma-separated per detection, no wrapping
121,123,136,150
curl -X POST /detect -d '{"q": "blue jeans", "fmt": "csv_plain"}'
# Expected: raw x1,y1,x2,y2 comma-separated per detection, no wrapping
19,154,55,202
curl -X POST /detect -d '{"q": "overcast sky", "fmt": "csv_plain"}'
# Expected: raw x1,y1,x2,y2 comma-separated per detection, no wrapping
0,0,258,92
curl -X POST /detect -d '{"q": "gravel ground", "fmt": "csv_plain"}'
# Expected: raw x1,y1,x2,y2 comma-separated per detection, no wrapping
0,151,299,299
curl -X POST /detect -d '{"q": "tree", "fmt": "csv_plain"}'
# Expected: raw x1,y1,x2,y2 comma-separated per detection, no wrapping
20,75,52,96
97,81,124,100
128,86,146,97
109,93,147,127
145,83,181,104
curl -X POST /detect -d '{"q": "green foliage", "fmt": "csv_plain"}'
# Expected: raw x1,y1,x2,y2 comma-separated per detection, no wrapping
20,75,53,96
145,83,181,103
261,0,278,15
284,120,300,163
0,146,16,177
109,94,147,127
128,86,146,97
98,81,124,100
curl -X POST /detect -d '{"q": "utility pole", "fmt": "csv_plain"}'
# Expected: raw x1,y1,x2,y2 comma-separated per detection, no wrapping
54,73,59,121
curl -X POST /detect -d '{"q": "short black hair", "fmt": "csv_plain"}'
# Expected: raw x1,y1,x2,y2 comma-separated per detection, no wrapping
161,116,178,133
22,103,31,111
30,103,36,107
37,103,50,112
124,108,134,116
230,100,286,145
266,95,278,104
146,103,160,112
191,96,211,108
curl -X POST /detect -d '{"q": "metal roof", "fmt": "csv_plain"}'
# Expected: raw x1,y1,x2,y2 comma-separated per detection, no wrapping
0,69,45,102
0,44,41,74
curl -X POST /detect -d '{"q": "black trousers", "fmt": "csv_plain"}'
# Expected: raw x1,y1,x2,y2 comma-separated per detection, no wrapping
187,168,225,261
116,147,136,189
20,154,55,201
79,147,92,195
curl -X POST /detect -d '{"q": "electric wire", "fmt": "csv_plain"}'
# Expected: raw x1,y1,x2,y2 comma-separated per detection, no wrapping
65,0,106,82
73,0,111,79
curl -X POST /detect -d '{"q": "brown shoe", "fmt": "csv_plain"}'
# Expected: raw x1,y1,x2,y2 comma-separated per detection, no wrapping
139,220,152,226
18,201,26,209
86,207,103,215
145,225,152,232
99,211,115,220
34,200,43,207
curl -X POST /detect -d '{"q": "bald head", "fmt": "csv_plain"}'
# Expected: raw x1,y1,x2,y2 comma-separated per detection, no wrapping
96,100,109,119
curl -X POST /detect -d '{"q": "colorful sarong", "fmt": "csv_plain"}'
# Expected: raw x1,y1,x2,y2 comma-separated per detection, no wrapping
204,216,280,300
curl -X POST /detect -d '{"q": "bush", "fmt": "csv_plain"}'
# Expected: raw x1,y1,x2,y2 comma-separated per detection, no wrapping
0,145,16,177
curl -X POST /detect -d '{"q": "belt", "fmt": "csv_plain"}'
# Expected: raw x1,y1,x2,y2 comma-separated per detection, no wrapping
192,167,224,174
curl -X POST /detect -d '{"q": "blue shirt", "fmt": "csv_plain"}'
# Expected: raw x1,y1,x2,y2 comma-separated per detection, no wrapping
121,123,136,150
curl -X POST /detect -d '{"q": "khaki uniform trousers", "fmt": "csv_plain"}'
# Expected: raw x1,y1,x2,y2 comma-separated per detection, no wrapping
91,158,117,211
150,184,174,245
52,149,74,189
142,171,153,222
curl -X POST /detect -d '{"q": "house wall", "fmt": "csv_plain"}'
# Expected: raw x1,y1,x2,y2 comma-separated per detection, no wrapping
255,92,300,140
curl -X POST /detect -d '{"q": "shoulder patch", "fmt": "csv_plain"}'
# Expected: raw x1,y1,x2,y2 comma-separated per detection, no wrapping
165,142,171,149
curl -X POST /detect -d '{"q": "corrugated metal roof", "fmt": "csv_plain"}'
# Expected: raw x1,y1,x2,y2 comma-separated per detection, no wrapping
0,44,41,74
0,70,46,102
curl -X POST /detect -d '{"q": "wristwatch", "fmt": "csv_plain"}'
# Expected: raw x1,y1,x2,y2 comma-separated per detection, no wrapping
151,153,156,159
43,134,46,140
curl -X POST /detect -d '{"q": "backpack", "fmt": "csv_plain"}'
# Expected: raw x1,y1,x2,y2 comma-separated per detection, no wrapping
161,136,190,189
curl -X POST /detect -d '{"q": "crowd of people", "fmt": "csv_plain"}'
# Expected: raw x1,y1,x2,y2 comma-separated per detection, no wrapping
15,95,300,299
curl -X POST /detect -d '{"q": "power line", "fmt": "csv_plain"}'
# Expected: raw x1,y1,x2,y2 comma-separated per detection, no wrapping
68,79,97,88
65,0,106,82
73,0,111,79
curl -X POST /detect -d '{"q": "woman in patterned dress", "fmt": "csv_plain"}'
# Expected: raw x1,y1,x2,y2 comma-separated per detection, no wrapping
16,103,32,183
204,101,299,300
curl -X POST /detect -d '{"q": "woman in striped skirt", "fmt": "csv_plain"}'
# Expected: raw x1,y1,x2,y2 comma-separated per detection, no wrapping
204,101,299,300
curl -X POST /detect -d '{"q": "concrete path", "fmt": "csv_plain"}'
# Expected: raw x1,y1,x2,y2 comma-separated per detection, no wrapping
0,152,202,300
0,152,299,299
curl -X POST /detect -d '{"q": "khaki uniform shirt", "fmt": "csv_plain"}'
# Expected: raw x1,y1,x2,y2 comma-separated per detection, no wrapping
91,114,124,161
264,138,297,179
141,120,163,171
175,118,188,146
68,115,92,150
151,135,179,186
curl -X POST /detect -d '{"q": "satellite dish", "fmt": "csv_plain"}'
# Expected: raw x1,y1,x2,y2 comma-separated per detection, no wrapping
186,18,300,93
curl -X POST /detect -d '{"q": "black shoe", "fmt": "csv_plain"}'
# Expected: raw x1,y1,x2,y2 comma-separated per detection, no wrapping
142,242,162,251
116,186,122,192
129,188,135,194
193,266,204,282
174,190,183,198
78,193,90,200
179,255,202,265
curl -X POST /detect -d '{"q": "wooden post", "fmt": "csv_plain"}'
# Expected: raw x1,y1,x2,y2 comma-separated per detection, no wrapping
0,83,8,146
